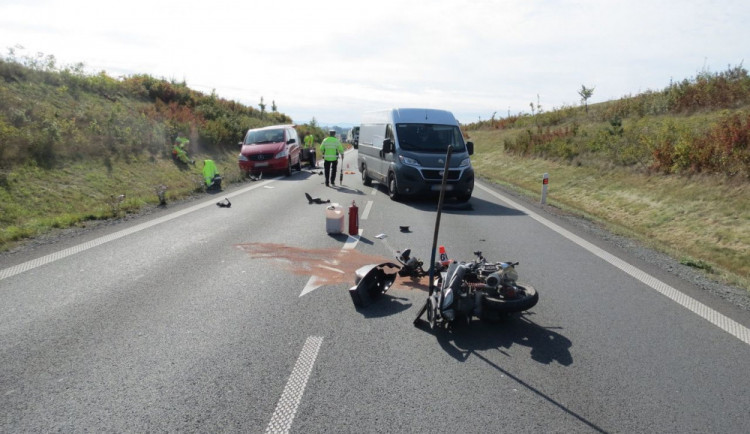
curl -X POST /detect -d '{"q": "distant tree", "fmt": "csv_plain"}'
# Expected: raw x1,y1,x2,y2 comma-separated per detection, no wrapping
271,100,277,112
310,117,318,128
530,94,544,128
579,85,595,113
529,94,543,117
259,96,266,118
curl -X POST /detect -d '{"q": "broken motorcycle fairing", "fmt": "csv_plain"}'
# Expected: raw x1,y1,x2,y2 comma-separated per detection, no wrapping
349,263,400,308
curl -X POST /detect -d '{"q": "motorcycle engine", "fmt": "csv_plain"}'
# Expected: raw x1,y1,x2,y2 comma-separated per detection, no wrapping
442,262,475,320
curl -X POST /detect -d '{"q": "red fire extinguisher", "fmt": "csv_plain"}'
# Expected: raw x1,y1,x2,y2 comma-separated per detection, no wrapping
349,200,359,235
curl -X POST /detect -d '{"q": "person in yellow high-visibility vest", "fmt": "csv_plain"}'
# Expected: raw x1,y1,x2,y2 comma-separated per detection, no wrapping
320,130,344,187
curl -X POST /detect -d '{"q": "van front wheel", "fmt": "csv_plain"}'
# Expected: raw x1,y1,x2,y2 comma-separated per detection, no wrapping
388,173,400,201
361,164,373,186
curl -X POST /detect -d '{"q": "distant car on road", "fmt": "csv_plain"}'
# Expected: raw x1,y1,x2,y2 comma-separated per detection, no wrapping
349,126,360,148
238,125,301,177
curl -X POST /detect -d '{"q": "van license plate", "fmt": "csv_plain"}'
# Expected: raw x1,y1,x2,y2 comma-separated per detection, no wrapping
255,162,268,167
431,184,453,191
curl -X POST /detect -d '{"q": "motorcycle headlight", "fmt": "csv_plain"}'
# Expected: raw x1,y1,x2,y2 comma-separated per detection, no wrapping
398,155,420,167
486,272,501,287
274,149,288,159
502,267,518,283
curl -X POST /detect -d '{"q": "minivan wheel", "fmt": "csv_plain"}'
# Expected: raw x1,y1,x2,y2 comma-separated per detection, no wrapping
388,172,400,201
456,187,473,202
285,158,292,177
361,164,372,186
457,181,474,202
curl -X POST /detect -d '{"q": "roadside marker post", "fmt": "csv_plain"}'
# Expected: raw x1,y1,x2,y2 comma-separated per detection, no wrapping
541,173,549,204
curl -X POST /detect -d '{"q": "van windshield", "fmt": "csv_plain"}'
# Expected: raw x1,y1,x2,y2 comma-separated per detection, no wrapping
395,124,465,152
244,129,285,145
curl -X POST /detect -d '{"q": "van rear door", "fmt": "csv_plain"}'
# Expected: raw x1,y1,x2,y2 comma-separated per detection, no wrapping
361,123,387,181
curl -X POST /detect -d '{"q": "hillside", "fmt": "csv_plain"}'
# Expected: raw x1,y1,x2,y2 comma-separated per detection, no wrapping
464,65,750,289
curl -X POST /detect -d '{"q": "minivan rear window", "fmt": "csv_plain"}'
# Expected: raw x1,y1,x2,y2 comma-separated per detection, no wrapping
245,129,285,145
395,124,465,152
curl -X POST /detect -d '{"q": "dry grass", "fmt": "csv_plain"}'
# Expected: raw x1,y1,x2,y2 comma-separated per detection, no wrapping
469,130,750,290
0,151,243,249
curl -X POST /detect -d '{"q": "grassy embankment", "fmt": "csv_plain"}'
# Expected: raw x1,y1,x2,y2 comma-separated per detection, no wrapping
465,65,749,290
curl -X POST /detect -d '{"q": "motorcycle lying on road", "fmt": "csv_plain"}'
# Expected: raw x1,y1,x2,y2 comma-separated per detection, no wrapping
399,248,539,327
348,145,538,327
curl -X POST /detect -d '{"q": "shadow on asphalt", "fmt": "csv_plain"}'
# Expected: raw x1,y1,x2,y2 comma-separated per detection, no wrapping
416,313,573,366
416,315,607,433
354,294,413,318
367,183,526,217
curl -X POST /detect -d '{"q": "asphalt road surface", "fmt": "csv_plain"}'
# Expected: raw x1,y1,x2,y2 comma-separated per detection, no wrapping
2,150,749,433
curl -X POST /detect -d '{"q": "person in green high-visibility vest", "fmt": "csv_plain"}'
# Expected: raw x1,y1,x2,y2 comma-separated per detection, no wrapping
303,133,316,167
172,135,194,165
304,133,314,148
319,130,344,187
202,159,221,191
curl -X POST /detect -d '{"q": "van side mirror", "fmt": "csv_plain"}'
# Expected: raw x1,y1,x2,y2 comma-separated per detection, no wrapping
466,141,474,155
382,139,394,153
238,141,244,147
288,138,296,144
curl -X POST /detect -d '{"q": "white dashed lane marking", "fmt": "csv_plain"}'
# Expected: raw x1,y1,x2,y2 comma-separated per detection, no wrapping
265,336,323,434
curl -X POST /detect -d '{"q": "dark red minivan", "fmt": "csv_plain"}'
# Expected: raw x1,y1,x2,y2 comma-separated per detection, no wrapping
238,125,301,177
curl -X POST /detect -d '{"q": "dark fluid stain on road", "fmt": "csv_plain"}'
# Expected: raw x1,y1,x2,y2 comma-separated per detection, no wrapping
235,242,430,290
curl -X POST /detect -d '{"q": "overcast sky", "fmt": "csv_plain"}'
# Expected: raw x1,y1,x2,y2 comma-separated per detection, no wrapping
2,0,749,125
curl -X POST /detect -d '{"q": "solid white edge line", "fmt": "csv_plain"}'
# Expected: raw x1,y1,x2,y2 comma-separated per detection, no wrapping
265,336,324,434
476,182,750,346
0,179,277,281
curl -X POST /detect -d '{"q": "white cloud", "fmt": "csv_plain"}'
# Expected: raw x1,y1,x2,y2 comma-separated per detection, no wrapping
1,0,749,125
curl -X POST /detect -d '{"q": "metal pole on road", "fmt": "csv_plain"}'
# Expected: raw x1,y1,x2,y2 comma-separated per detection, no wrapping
414,145,453,325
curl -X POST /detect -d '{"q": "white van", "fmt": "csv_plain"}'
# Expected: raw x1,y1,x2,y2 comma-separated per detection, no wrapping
357,108,474,201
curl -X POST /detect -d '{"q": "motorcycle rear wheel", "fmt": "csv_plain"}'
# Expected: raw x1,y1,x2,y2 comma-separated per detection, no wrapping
481,283,539,314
